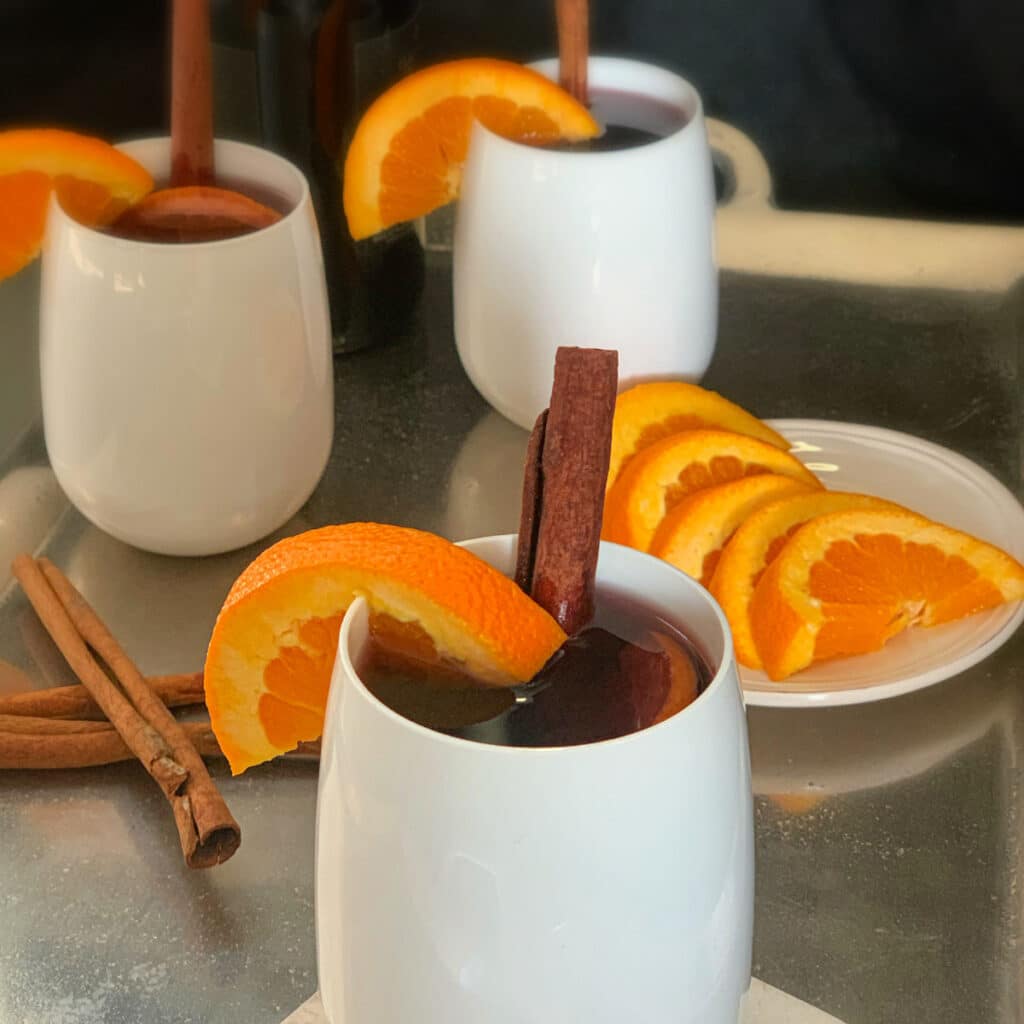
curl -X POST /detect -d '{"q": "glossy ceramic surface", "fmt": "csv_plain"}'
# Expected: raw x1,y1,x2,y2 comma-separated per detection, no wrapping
316,536,753,1024
39,138,334,556
741,420,1024,707
453,57,717,429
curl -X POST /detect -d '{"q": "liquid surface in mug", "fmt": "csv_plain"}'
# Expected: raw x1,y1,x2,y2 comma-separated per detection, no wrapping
359,588,713,746
103,177,293,244
546,89,689,152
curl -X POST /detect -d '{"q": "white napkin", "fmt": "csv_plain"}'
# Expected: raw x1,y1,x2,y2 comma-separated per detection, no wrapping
281,980,846,1023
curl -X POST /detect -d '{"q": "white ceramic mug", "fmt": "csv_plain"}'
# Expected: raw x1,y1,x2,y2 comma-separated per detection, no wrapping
316,536,753,1023
453,57,717,430
39,138,334,557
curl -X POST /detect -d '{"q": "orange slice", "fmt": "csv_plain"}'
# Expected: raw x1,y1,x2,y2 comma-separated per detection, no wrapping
608,382,790,489
602,429,821,553
709,491,903,669
649,475,815,587
749,508,1024,681
342,58,599,240
204,523,566,774
0,128,153,281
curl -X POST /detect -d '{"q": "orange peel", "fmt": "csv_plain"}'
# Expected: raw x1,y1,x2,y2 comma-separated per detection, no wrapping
204,523,566,773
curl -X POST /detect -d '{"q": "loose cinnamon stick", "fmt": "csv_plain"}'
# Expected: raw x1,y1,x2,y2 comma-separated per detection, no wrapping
0,715,320,771
11,556,239,868
170,0,215,186
556,0,589,104
37,558,240,868
0,672,204,720
517,347,618,634
11,557,187,798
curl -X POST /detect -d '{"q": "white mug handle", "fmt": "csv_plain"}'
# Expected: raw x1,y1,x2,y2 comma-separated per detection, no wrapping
706,117,774,210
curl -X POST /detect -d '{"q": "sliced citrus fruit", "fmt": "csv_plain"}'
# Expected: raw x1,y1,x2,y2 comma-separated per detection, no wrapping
748,508,1024,681
649,475,815,587
0,128,153,281
709,490,903,669
342,58,600,240
608,382,790,489
204,523,566,774
602,429,821,553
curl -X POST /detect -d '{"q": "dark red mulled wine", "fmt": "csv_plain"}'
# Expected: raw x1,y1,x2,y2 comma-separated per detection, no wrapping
359,589,712,747
548,89,689,153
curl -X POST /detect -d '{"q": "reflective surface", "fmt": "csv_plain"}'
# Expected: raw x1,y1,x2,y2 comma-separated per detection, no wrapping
0,226,1022,1022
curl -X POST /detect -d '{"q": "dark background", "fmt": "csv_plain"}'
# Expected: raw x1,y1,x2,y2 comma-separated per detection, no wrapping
1,0,1022,221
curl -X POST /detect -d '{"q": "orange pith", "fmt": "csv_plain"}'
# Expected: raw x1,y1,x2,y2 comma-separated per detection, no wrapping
748,508,1024,681
607,382,790,490
203,523,566,774
708,491,903,669
602,429,821,553
649,475,814,587
342,58,600,240
0,129,153,281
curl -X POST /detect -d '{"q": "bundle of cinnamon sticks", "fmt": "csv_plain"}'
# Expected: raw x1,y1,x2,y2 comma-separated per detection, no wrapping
6,556,243,868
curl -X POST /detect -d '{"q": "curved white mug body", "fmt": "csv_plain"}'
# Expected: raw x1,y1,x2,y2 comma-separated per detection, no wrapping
39,138,334,556
454,57,718,430
316,537,753,1023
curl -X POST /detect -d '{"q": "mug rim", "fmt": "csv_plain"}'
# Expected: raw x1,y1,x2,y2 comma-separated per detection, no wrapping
336,534,740,758
471,55,705,161
46,136,313,252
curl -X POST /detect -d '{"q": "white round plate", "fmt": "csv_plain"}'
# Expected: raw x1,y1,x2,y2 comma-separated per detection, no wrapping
741,420,1024,708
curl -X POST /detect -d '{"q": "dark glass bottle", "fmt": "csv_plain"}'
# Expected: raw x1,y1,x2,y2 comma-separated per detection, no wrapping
211,0,424,353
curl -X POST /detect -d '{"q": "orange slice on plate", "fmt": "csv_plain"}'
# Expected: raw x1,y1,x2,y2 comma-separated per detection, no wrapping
608,382,790,489
342,58,599,240
204,522,566,774
709,490,903,669
602,429,821,552
0,128,153,281
649,474,815,586
748,508,1024,681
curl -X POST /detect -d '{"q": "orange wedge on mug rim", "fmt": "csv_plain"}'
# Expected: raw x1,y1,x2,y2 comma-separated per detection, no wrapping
602,429,821,553
608,382,790,490
749,507,1024,681
204,523,566,774
708,490,905,669
342,58,600,240
0,128,153,281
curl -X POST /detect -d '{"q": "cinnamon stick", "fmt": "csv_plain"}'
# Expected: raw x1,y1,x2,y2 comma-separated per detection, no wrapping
10,556,239,868
0,672,204,720
516,347,618,634
556,0,589,104
0,714,320,771
170,0,215,186
37,558,240,868
514,410,548,594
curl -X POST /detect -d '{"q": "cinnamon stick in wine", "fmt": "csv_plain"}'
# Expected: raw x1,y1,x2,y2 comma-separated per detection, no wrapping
514,410,547,594
170,0,215,186
556,0,589,104
516,347,618,633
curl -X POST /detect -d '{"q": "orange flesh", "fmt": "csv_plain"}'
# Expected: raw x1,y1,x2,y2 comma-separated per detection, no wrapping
0,171,49,278
748,509,1024,680
379,95,560,225
664,458,768,513
808,533,1004,661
